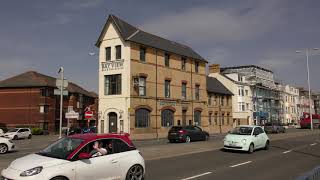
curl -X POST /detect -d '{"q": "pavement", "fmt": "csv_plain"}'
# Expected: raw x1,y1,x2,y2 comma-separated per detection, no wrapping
0,128,319,179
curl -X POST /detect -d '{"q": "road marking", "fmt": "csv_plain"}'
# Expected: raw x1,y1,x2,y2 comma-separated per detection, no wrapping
181,172,212,180
310,143,317,146
230,161,252,168
282,150,292,154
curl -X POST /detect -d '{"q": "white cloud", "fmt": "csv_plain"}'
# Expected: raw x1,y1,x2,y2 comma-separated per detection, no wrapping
141,0,287,43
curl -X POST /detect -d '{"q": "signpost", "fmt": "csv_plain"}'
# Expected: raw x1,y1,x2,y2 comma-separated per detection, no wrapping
85,111,93,119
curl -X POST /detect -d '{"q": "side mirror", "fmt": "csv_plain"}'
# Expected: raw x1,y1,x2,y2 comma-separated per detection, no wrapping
78,152,91,160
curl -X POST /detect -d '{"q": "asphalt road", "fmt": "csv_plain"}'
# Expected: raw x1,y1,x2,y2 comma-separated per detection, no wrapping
145,134,320,180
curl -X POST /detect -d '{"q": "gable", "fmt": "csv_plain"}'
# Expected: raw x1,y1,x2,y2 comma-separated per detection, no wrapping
102,22,122,41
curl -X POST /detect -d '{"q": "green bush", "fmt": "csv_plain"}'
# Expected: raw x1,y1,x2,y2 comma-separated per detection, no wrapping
31,128,43,135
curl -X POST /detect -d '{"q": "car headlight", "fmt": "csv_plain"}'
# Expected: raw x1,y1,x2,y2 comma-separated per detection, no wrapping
242,139,247,144
20,166,43,177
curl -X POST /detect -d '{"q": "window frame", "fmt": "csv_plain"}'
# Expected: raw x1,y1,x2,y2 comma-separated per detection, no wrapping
104,74,122,95
194,110,201,126
161,109,174,127
135,108,150,128
181,57,186,70
105,47,111,61
181,82,187,100
138,77,146,96
164,53,170,67
195,85,200,101
115,45,121,60
165,80,171,98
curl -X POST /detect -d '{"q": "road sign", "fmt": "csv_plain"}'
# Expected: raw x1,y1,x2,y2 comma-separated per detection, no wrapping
66,111,79,119
54,89,68,96
56,79,68,89
85,111,93,119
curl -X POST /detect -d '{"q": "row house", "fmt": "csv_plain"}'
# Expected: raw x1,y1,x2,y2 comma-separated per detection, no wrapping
278,85,299,124
95,15,233,139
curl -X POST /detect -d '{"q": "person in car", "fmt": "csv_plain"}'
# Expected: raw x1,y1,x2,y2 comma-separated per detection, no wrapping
106,142,113,154
91,141,107,157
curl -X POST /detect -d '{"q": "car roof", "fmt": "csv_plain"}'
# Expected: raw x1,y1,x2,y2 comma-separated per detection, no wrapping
69,133,134,147
238,125,261,128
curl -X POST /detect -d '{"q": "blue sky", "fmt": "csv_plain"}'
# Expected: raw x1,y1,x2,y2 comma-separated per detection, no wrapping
1,0,320,92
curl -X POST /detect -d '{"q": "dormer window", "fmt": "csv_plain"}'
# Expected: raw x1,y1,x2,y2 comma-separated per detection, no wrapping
115,45,121,59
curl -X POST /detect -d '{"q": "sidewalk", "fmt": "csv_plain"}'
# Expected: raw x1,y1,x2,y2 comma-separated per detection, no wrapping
140,129,320,161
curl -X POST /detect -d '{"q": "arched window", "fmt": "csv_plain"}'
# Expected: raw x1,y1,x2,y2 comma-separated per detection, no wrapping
194,111,201,126
161,109,174,127
135,108,150,128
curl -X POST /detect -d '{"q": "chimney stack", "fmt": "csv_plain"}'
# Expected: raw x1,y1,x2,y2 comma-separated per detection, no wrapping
209,64,220,74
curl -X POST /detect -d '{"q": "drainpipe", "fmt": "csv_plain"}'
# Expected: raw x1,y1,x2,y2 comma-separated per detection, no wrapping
155,49,159,140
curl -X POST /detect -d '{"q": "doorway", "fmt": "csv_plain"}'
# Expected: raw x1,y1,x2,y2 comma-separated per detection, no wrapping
108,112,117,133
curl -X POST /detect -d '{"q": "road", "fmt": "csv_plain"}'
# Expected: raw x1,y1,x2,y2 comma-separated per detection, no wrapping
145,134,320,180
1,128,319,180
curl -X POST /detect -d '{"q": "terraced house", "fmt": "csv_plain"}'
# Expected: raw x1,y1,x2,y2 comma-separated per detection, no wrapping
95,15,233,139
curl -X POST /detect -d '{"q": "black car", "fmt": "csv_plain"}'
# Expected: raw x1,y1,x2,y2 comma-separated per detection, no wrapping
168,125,209,143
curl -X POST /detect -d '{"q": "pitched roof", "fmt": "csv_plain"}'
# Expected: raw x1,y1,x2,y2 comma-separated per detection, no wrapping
96,15,207,63
0,71,97,98
206,77,233,95
221,65,273,73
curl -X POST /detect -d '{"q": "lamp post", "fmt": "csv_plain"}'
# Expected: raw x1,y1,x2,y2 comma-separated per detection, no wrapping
296,48,319,130
58,67,64,138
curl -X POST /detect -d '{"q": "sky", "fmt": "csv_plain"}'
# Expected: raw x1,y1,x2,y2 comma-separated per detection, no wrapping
1,0,320,93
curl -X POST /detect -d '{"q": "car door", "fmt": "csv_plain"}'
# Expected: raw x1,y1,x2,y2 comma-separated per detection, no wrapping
17,129,24,138
185,126,197,140
252,128,262,149
22,129,29,138
194,126,204,140
75,139,120,180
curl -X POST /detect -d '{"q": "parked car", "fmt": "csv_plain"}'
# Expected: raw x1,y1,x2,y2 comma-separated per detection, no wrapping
223,125,270,153
168,125,210,143
264,122,286,133
1,133,145,180
4,128,32,140
0,128,4,137
0,137,15,154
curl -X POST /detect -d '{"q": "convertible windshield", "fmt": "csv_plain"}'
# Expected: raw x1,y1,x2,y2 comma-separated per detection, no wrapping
37,137,84,160
8,128,19,132
230,127,253,135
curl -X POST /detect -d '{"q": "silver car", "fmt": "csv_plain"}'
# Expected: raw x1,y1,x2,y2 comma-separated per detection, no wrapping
264,122,286,133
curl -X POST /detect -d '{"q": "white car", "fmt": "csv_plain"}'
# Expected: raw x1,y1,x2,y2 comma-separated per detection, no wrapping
1,133,145,180
0,137,15,154
223,125,270,153
4,128,32,140
0,128,4,137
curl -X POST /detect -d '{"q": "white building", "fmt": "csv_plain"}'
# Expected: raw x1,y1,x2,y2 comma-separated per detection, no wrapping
278,84,299,124
209,64,253,126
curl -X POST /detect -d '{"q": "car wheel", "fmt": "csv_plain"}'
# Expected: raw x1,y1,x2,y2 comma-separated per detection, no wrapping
126,164,144,180
185,136,191,143
264,140,270,150
28,134,32,139
13,135,18,140
0,143,8,154
248,143,254,154
50,176,69,180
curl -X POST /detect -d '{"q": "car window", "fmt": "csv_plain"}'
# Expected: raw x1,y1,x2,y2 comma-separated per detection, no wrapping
257,127,264,134
113,139,131,153
75,139,113,160
194,126,202,132
18,129,24,132
185,126,195,130
253,128,260,135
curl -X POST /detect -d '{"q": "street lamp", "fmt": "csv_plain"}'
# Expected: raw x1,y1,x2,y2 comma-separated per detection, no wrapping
296,48,319,130
58,67,64,138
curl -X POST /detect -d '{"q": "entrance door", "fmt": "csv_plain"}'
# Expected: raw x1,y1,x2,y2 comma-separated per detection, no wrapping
109,112,117,133
182,110,187,126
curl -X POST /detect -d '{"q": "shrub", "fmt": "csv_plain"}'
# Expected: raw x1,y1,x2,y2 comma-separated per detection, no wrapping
31,128,43,135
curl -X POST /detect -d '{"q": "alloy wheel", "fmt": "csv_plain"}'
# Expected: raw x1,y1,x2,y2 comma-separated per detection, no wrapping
127,165,144,180
248,144,254,154
0,144,8,154
185,136,191,143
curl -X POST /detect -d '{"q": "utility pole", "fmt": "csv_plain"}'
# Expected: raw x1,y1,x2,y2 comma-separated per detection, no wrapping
58,67,64,138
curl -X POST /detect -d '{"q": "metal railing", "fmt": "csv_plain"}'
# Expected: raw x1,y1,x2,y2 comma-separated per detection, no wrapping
295,166,320,180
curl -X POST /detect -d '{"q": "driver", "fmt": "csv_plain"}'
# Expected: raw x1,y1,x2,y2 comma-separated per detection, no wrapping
91,141,107,157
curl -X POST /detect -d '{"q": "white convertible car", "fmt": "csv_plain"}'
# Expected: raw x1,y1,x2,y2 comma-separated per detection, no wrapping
223,125,270,153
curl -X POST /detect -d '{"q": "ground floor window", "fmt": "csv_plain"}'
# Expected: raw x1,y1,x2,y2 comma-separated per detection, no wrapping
194,111,201,126
161,109,174,127
135,108,150,128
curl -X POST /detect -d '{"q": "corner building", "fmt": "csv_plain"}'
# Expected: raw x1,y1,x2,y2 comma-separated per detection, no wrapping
96,15,233,139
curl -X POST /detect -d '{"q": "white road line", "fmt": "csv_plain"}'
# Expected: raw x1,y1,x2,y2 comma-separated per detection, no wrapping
230,161,252,168
181,172,212,180
282,150,292,154
310,143,317,146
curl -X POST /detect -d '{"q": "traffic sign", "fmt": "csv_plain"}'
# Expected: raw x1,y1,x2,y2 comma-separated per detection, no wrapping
54,89,68,96
85,111,93,119
66,111,79,119
56,79,68,89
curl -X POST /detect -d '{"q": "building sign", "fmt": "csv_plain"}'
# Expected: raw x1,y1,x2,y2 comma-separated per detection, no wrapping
101,59,124,71
160,100,176,106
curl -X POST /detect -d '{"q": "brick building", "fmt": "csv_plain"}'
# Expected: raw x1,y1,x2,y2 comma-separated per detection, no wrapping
0,71,97,133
